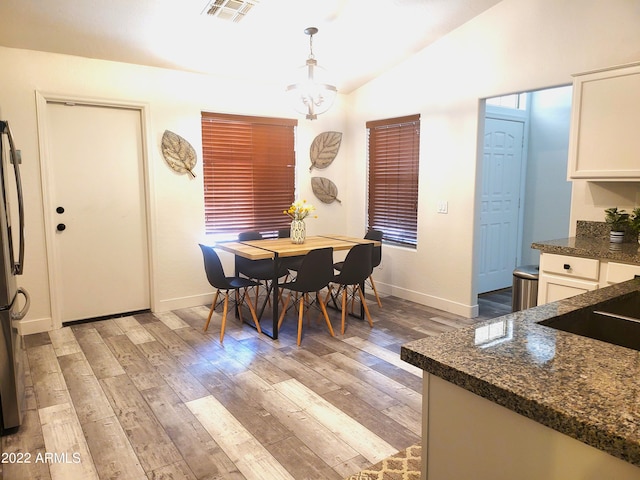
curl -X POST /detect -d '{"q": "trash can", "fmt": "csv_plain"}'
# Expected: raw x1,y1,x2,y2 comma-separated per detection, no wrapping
512,265,539,312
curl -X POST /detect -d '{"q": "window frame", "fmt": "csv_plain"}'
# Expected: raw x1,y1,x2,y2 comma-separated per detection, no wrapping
201,112,298,239
366,114,420,248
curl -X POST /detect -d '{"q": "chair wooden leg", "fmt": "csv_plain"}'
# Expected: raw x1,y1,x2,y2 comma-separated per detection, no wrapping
211,289,220,311
357,285,373,327
220,292,229,342
278,292,292,330
317,292,335,337
324,285,334,309
341,287,348,335
369,275,382,307
297,295,304,346
254,284,260,311
243,289,261,334
278,279,287,305
203,289,219,332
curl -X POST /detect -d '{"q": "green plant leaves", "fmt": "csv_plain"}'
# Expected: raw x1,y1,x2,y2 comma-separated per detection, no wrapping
311,177,341,204
161,130,196,178
309,131,342,172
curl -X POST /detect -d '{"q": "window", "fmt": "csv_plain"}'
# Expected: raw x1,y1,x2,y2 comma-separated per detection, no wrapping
201,112,297,237
367,114,420,247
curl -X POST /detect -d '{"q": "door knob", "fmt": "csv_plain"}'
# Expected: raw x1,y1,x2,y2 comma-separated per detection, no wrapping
56,223,66,232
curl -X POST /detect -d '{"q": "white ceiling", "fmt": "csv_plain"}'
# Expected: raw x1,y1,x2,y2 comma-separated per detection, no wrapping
0,0,502,93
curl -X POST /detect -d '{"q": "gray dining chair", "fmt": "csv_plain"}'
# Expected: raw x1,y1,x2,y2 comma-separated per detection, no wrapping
236,231,289,309
198,244,261,342
333,229,383,307
277,247,335,345
330,243,374,334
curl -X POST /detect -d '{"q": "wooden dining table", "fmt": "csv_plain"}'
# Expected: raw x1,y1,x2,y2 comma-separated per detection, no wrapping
215,234,380,339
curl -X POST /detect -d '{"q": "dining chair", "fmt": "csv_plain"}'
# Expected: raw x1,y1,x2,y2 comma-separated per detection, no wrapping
331,242,374,334
198,244,261,342
237,231,289,308
333,229,383,307
277,247,335,345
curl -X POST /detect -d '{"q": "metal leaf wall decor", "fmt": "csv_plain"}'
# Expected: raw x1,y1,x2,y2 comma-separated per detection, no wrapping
161,130,197,178
311,177,341,204
309,131,342,171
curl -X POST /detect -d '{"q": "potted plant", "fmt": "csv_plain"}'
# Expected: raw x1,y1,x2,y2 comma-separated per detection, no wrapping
629,207,640,244
604,207,629,243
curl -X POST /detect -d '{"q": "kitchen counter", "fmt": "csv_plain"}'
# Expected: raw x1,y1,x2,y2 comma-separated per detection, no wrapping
401,278,640,468
532,236,640,264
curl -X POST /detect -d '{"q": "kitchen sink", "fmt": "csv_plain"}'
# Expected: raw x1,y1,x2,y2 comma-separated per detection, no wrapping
539,291,640,351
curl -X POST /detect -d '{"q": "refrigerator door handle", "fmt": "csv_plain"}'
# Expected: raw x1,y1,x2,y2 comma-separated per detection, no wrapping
6,123,25,276
10,288,30,320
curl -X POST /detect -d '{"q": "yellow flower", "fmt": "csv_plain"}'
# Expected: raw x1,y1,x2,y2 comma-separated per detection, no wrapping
283,200,316,220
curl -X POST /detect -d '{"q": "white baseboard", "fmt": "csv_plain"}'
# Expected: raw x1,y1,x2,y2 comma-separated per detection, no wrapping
17,295,212,335
17,316,54,335
18,288,478,336
376,281,478,318
155,292,212,313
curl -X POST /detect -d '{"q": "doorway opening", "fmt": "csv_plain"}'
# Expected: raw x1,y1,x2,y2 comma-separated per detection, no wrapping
475,85,573,303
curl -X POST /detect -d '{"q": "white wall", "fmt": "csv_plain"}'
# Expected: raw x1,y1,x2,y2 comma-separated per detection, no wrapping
0,47,349,332
3,0,640,331
570,181,640,235
521,86,573,266
348,0,640,316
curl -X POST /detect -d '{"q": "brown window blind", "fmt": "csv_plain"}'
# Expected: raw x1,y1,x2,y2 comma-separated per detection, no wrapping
201,112,298,236
367,114,420,247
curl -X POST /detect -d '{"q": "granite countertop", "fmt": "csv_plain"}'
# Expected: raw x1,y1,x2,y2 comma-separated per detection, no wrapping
532,236,640,264
401,278,640,467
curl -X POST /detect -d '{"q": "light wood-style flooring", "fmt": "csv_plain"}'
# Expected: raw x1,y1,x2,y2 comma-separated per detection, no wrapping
1,289,510,480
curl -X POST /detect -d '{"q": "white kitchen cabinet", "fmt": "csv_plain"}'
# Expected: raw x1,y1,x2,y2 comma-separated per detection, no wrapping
538,253,599,304
568,62,640,180
422,374,640,480
602,261,640,285
538,275,599,304
538,253,640,304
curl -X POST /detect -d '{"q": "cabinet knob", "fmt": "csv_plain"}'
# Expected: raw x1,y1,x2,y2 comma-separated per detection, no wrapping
563,263,571,270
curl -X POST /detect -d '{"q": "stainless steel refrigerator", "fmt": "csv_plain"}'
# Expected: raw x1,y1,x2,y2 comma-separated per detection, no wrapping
0,120,29,434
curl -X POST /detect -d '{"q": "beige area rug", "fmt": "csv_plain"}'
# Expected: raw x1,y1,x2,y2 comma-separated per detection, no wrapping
345,443,421,480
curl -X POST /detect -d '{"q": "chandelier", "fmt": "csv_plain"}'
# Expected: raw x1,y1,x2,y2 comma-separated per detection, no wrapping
286,27,337,120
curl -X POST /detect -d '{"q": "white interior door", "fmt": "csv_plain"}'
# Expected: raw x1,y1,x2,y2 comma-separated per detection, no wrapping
478,118,525,294
45,102,150,323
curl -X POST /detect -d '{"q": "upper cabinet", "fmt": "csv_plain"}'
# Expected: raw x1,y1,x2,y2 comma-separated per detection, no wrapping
568,62,640,180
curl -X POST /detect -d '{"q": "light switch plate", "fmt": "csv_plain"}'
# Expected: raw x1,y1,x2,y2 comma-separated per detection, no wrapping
437,200,448,214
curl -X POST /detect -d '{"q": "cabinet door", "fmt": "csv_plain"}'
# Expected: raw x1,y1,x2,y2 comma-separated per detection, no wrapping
568,62,640,179
603,262,640,285
538,275,599,304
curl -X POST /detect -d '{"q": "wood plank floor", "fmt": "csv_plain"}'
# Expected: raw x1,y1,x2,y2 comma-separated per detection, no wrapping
1,289,510,480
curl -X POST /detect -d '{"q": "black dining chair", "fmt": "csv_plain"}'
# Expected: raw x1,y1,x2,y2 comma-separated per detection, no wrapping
278,247,335,345
198,244,261,342
237,231,289,309
331,242,374,334
333,229,383,308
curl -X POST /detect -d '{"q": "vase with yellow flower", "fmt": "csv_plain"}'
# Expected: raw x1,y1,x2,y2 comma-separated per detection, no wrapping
284,200,316,244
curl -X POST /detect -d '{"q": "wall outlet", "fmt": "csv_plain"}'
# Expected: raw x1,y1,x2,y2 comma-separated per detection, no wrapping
437,200,448,214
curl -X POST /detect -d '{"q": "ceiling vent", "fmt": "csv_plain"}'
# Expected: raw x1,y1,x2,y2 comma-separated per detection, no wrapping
202,0,260,22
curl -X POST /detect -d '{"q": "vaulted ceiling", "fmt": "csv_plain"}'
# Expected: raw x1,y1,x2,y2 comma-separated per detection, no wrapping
0,0,502,93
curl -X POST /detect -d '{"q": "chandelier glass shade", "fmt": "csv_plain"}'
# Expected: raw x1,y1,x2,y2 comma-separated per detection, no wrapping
286,27,337,120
